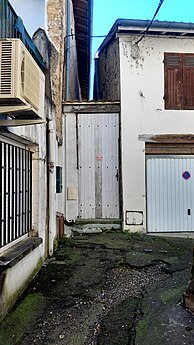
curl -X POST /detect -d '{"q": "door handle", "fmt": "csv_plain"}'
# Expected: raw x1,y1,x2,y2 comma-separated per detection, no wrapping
188,209,191,216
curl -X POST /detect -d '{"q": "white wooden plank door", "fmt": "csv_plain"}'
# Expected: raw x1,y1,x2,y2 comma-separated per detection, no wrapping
146,155,194,232
78,113,120,219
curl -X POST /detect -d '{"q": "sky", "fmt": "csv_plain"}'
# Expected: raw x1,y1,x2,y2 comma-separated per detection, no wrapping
90,0,194,96
92,0,194,56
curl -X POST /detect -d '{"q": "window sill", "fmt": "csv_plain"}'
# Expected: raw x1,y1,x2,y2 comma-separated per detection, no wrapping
0,237,43,271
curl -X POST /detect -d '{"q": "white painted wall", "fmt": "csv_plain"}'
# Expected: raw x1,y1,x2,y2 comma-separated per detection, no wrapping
9,0,46,36
10,122,48,240
0,245,43,320
0,99,58,320
56,131,65,216
8,96,58,251
119,35,194,231
64,114,79,222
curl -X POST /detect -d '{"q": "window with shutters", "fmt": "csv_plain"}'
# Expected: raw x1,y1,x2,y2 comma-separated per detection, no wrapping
164,52,194,110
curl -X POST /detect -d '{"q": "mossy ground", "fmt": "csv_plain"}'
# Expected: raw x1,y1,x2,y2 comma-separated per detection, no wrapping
135,269,193,345
0,293,45,345
0,231,194,345
97,297,140,345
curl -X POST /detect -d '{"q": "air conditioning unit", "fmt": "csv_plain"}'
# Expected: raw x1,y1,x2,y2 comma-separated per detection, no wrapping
0,39,45,119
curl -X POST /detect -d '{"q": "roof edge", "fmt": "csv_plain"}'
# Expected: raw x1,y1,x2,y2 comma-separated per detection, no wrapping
97,18,194,54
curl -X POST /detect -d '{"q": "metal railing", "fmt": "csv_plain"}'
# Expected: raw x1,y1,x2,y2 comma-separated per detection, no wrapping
0,0,45,69
0,0,18,39
0,140,32,248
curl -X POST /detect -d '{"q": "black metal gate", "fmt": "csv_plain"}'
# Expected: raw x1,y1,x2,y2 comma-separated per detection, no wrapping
0,140,32,248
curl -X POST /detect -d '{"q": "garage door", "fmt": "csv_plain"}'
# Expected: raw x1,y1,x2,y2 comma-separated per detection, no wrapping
146,155,194,232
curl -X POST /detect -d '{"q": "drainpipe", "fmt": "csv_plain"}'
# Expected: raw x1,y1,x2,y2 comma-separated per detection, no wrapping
93,51,101,100
63,0,71,233
65,0,71,100
46,106,56,257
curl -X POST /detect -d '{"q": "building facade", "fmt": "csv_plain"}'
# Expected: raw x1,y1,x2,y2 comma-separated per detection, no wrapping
0,0,92,321
94,19,194,233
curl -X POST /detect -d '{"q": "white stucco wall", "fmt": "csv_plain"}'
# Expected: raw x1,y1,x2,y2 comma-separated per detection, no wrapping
0,100,58,321
0,244,43,321
64,114,79,222
119,35,194,231
56,130,65,216
9,0,46,36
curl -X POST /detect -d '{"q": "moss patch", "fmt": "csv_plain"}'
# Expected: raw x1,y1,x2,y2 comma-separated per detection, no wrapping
136,316,166,345
0,293,45,345
97,298,140,345
135,270,191,345
160,286,185,304
1,232,194,344
55,246,81,262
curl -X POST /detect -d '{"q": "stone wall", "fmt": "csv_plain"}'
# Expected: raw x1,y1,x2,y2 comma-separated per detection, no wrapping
46,0,81,137
98,39,120,101
47,0,66,138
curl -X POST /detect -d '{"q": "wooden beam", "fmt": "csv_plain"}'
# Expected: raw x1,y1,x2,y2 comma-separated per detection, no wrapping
63,101,120,113
145,143,194,155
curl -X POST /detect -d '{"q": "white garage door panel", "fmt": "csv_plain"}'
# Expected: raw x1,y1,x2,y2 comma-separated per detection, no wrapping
146,156,194,232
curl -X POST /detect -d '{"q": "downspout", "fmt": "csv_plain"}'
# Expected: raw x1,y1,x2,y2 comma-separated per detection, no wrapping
46,118,50,257
93,51,101,100
89,0,94,100
65,0,71,100
46,106,56,257
63,0,71,232
33,29,56,257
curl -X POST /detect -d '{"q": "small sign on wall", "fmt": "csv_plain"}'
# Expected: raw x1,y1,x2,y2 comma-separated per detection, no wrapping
67,186,78,200
126,211,143,225
182,171,191,180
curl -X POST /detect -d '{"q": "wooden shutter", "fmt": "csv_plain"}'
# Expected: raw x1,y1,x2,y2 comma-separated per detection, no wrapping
183,54,194,110
164,53,182,110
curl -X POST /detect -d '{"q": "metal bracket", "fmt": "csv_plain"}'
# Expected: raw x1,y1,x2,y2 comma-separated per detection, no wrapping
0,119,45,127
0,105,33,113
0,105,45,126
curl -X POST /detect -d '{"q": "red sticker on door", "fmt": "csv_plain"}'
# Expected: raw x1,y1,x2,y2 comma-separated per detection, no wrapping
96,154,103,161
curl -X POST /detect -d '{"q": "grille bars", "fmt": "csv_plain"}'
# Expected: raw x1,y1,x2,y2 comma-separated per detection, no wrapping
0,141,32,248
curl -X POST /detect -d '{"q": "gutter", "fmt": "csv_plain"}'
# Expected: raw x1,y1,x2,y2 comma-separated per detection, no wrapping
97,18,194,54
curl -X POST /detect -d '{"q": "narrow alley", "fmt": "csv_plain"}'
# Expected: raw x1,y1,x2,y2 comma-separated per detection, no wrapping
0,231,194,345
